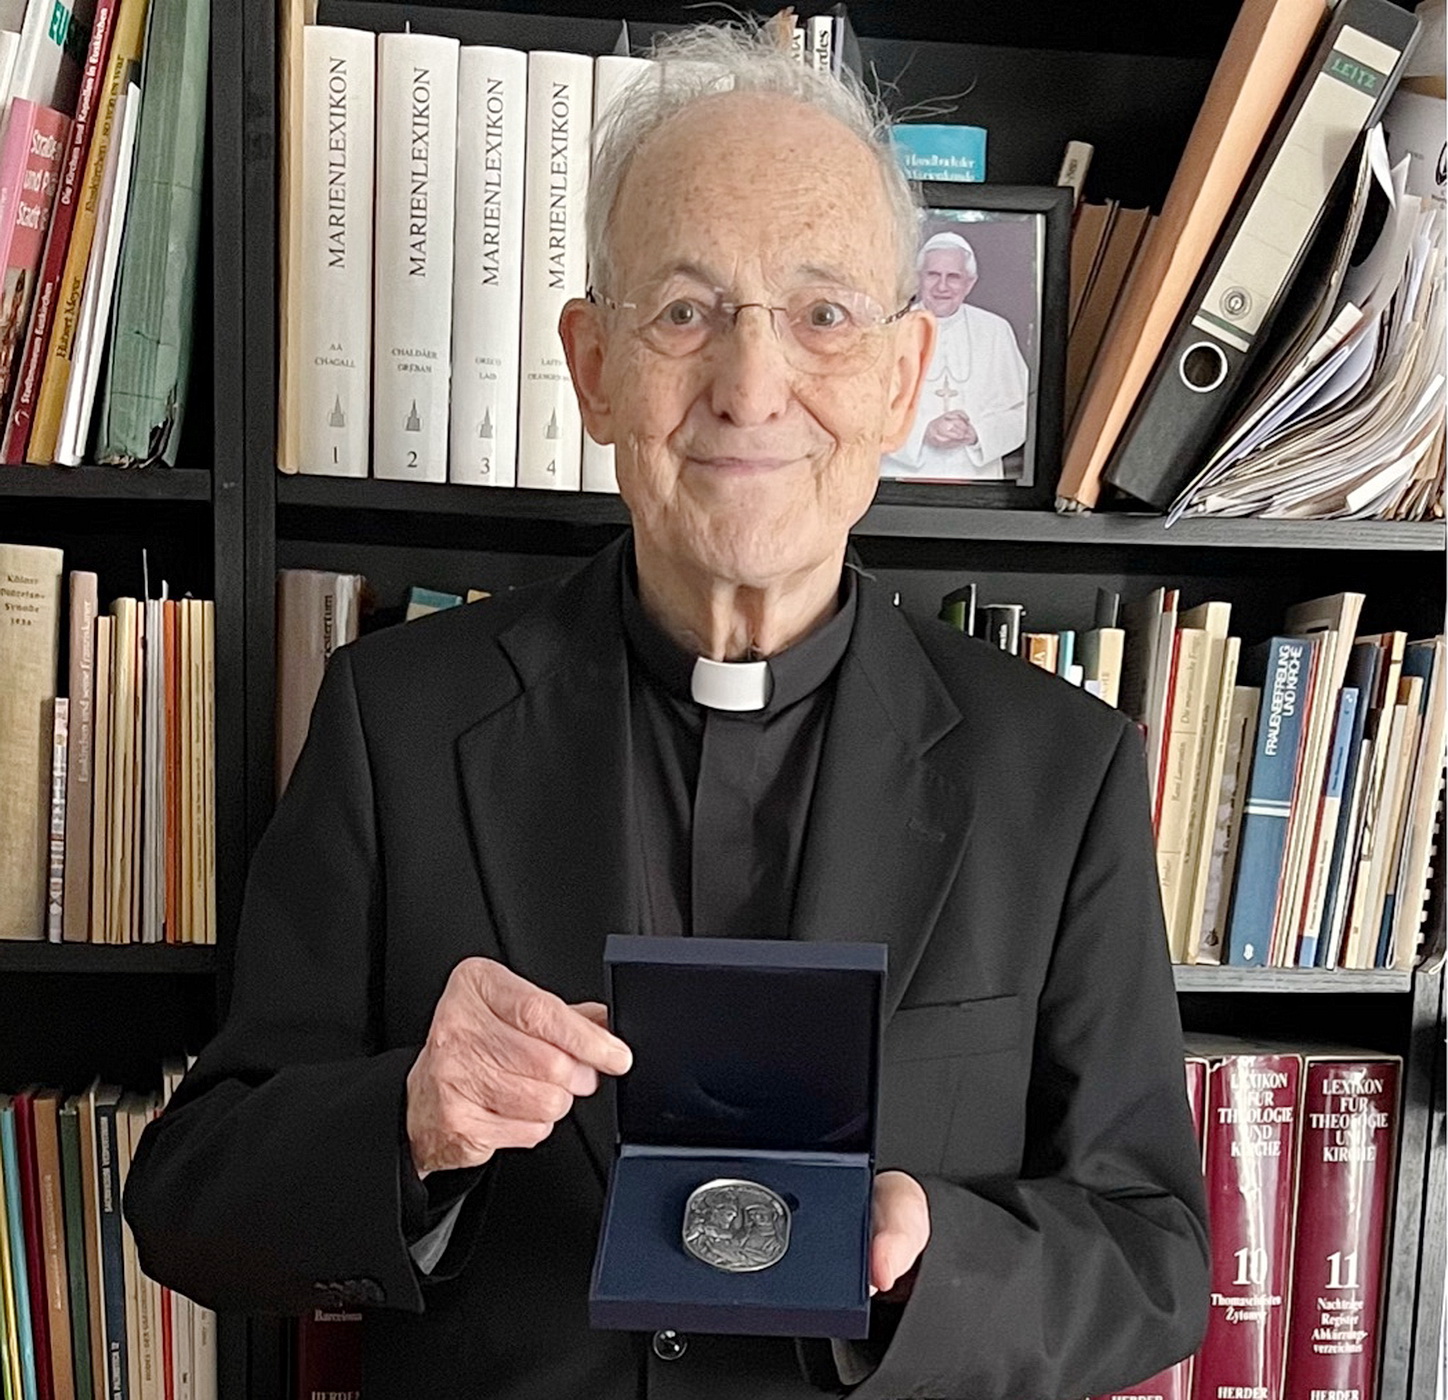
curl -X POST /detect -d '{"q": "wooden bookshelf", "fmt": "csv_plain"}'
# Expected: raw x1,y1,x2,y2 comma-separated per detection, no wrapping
0,943,218,975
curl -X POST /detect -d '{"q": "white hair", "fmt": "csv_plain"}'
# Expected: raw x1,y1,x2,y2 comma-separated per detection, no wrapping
586,20,921,306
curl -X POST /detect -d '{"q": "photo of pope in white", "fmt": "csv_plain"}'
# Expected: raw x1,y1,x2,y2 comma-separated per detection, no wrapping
882,215,1039,483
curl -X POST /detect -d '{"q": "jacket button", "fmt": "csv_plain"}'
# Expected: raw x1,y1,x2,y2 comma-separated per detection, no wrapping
652,1329,687,1361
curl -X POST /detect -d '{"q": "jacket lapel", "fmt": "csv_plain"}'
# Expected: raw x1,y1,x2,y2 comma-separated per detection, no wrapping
456,538,637,1185
790,575,973,1019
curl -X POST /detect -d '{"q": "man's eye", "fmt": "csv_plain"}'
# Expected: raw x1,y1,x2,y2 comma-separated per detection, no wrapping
660,300,701,327
803,300,849,330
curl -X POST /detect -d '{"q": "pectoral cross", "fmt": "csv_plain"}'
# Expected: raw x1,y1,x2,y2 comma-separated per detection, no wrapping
934,374,959,413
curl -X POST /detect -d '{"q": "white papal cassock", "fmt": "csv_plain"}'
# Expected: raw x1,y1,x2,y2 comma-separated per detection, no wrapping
883,302,1030,481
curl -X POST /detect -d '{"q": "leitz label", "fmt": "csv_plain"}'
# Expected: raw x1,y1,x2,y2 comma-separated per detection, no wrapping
1325,50,1385,95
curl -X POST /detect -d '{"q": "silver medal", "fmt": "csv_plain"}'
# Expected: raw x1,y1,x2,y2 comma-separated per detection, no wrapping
681,1178,791,1272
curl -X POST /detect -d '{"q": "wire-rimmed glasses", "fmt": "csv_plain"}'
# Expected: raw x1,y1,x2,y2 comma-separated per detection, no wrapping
586,281,915,376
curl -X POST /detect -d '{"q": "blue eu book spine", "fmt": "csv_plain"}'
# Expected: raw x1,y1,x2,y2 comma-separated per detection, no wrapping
1316,640,1380,967
1296,686,1359,968
1056,630,1076,679
890,124,987,182
0,1105,37,1400
91,1093,128,1400
1223,636,1316,967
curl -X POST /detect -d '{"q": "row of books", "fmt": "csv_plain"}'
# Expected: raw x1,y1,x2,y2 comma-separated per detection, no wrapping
1097,1040,1401,1400
0,543,216,945
939,584,1446,969
277,13,848,491
1056,0,1444,521
0,1068,217,1400
0,0,208,472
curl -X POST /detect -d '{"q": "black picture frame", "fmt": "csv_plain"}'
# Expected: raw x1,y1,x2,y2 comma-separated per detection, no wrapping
876,183,1072,512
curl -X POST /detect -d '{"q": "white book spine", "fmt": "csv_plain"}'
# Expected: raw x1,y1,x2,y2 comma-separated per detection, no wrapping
372,31,458,482
449,45,525,487
297,26,375,478
580,54,654,496
517,50,592,490
805,15,833,73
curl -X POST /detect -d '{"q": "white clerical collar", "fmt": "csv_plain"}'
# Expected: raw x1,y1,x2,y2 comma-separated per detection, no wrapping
690,655,772,712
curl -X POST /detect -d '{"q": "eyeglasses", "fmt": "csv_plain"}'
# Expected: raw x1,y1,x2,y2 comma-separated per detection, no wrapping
586,282,915,377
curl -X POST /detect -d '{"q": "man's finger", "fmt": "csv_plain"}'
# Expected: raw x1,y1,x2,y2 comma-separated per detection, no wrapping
572,1001,612,1028
484,966,632,1073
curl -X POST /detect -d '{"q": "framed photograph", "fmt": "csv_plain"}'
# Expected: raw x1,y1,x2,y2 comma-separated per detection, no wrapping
879,184,1071,511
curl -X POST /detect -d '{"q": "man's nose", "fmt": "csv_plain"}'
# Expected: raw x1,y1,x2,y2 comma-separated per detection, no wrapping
705,305,794,426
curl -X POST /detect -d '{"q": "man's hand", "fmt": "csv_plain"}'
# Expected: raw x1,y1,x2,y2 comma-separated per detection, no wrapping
870,1170,930,1300
406,958,633,1178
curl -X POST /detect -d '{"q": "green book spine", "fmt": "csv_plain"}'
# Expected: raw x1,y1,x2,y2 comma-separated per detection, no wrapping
97,0,210,465
56,1105,92,1400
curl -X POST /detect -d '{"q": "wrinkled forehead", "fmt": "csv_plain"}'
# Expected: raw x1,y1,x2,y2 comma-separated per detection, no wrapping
607,91,899,299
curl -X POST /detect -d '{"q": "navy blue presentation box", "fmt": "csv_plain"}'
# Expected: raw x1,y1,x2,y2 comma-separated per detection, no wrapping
589,935,886,1340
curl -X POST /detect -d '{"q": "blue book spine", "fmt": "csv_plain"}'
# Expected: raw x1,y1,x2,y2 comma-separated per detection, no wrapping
890,123,988,182
92,1100,128,1400
0,1108,36,1400
1056,630,1076,679
1224,637,1315,967
1316,641,1380,967
1297,686,1359,967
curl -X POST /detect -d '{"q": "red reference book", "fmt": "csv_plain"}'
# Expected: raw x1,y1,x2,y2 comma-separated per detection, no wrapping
1283,1054,1401,1400
1190,1046,1303,1400
294,1305,363,1400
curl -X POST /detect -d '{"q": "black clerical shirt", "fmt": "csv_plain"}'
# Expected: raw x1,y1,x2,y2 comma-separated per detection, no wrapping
618,556,858,942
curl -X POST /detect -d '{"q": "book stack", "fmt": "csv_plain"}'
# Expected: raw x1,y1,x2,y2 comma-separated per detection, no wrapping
1057,0,1442,521
1093,1040,1401,1400
0,1064,217,1400
939,582,1445,969
0,0,210,471
279,15,852,491
0,542,216,945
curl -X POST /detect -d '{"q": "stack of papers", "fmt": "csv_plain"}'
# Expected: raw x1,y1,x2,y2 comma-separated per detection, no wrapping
1168,123,1446,523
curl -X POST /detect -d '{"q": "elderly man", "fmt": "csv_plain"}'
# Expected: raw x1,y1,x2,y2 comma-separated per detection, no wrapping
882,231,1031,481
125,21,1207,1400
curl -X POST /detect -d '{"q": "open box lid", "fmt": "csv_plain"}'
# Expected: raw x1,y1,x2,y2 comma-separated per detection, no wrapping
604,935,886,1156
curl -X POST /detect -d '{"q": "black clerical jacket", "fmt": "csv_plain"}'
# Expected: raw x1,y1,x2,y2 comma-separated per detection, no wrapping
125,535,1209,1400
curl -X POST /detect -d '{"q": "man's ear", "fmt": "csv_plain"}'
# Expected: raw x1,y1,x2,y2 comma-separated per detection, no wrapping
559,298,614,445
880,308,934,455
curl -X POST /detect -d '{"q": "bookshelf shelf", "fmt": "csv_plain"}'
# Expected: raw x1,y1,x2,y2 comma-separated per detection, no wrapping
1172,965,1416,994
0,942,218,974
0,464,213,502
273,474,1446,552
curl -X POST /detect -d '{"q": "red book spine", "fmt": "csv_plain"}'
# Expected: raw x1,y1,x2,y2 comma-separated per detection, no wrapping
1284,1058,1401,1400
1,0,118,464
294,1307,363,1400
1090,1058,1210,1400
1191,1052,1302,1400
13,1090,55,1400
161,1287,174,1400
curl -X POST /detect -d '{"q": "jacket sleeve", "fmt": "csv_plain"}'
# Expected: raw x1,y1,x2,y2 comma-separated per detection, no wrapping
123,647,485,1315
827,724,1210,1400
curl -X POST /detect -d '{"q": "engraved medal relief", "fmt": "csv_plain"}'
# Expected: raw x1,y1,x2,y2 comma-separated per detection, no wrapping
682,1179,791,1272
